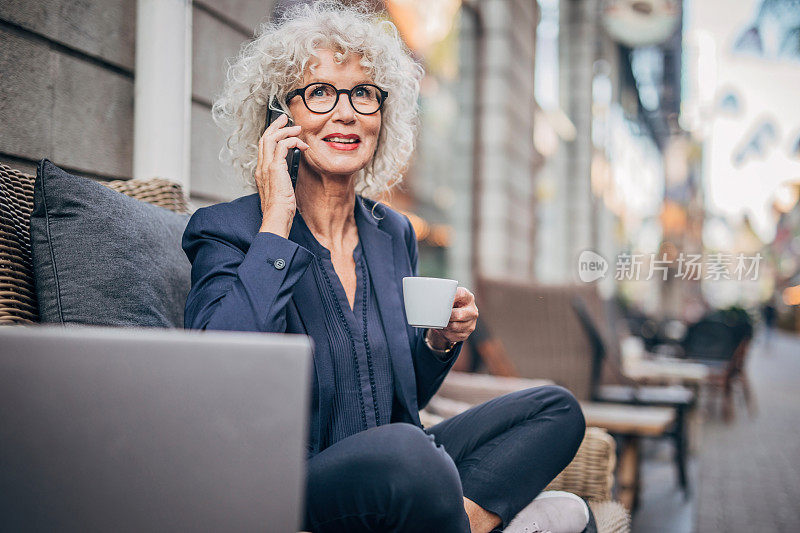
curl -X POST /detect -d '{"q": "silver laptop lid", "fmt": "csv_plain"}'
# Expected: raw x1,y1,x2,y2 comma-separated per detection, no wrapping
0,326,312,533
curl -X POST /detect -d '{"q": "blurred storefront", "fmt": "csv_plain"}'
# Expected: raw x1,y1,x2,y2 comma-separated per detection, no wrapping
389,0,707,320
388,0,687,302
533,0,689,317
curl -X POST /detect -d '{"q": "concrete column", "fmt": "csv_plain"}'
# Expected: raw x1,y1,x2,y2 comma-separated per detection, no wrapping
133,0,192,188
560,0,598,272
475,0,537,281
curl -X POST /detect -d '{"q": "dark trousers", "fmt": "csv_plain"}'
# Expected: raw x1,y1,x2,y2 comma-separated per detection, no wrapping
303,385,586,532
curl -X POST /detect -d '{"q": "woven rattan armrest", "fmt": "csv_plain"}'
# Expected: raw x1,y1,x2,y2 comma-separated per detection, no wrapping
543,426,615,501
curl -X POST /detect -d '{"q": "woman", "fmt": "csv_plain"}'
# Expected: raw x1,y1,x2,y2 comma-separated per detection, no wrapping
183,2,588,532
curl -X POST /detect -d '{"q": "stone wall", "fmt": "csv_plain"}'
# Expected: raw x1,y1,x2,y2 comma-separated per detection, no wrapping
0,0,273,203
190,1,276,203
0,0,136,178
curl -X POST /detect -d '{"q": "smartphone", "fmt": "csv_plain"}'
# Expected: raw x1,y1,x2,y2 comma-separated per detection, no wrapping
265,104,302,189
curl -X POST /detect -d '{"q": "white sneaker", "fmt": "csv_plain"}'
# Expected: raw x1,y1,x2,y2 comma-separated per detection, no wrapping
503,491,590,533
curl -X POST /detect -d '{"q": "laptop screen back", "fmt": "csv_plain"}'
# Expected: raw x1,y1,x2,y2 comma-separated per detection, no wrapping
0,326,312,532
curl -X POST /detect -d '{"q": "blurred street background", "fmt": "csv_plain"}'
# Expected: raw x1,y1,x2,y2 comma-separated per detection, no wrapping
2,0,799,531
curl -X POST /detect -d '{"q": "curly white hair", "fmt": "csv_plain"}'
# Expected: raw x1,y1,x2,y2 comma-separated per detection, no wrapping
211,0,424,198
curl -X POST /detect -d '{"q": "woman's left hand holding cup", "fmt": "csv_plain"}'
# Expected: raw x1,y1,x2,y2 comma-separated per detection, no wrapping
426,287,478,349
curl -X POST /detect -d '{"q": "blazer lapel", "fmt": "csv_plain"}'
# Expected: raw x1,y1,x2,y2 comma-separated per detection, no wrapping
355,200,419,420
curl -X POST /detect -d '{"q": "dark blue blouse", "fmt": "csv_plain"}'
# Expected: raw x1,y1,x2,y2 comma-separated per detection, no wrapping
294,212,394,451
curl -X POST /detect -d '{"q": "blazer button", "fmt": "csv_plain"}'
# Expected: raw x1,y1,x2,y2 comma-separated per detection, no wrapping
274,258,286,270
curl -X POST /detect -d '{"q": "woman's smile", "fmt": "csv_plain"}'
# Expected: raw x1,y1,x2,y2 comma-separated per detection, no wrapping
322,133,362,151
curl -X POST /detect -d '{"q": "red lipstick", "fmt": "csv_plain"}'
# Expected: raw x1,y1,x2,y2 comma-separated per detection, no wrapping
322,133,361,151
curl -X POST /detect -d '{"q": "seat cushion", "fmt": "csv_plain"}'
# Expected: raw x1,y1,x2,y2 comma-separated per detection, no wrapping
597,384,694,406
30,159,191,328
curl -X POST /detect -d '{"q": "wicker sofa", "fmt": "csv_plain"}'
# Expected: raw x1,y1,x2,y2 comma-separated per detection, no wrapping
0,162,629,532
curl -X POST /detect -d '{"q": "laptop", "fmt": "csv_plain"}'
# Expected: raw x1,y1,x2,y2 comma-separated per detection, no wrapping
0,326,312,532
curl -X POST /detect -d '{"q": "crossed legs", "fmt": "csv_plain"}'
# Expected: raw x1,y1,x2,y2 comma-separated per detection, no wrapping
303,386,586,532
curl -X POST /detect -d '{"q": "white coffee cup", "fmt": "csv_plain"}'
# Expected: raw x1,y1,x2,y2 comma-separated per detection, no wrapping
402,277,458,329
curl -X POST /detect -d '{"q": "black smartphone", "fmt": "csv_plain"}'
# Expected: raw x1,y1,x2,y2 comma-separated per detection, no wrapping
265,104,302,189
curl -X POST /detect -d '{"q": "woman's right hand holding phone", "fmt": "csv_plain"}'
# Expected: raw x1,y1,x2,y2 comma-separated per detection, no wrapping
256,113,309,238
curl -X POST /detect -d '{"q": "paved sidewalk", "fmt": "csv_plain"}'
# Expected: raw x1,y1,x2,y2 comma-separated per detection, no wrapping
694,329,800,532
631,439,697,533
631,328,800,532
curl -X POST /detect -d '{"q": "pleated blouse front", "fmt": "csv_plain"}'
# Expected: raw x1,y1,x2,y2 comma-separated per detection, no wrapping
294,213,394,452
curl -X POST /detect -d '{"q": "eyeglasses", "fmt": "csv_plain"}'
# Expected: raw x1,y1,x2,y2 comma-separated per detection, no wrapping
286,82,388,115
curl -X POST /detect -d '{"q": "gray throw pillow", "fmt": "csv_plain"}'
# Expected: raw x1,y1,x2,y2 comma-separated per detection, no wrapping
30,159,191,328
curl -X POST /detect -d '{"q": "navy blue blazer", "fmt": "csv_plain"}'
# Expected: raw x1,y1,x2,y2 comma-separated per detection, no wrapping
182,193,461,455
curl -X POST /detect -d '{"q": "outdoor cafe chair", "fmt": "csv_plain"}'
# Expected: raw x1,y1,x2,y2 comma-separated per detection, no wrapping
571,296,695,496
679,313,756,422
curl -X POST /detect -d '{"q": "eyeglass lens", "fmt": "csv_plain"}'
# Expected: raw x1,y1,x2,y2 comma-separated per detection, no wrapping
304,83,383,114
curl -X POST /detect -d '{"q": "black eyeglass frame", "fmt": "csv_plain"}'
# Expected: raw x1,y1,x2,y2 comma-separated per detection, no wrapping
285,82,389,115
